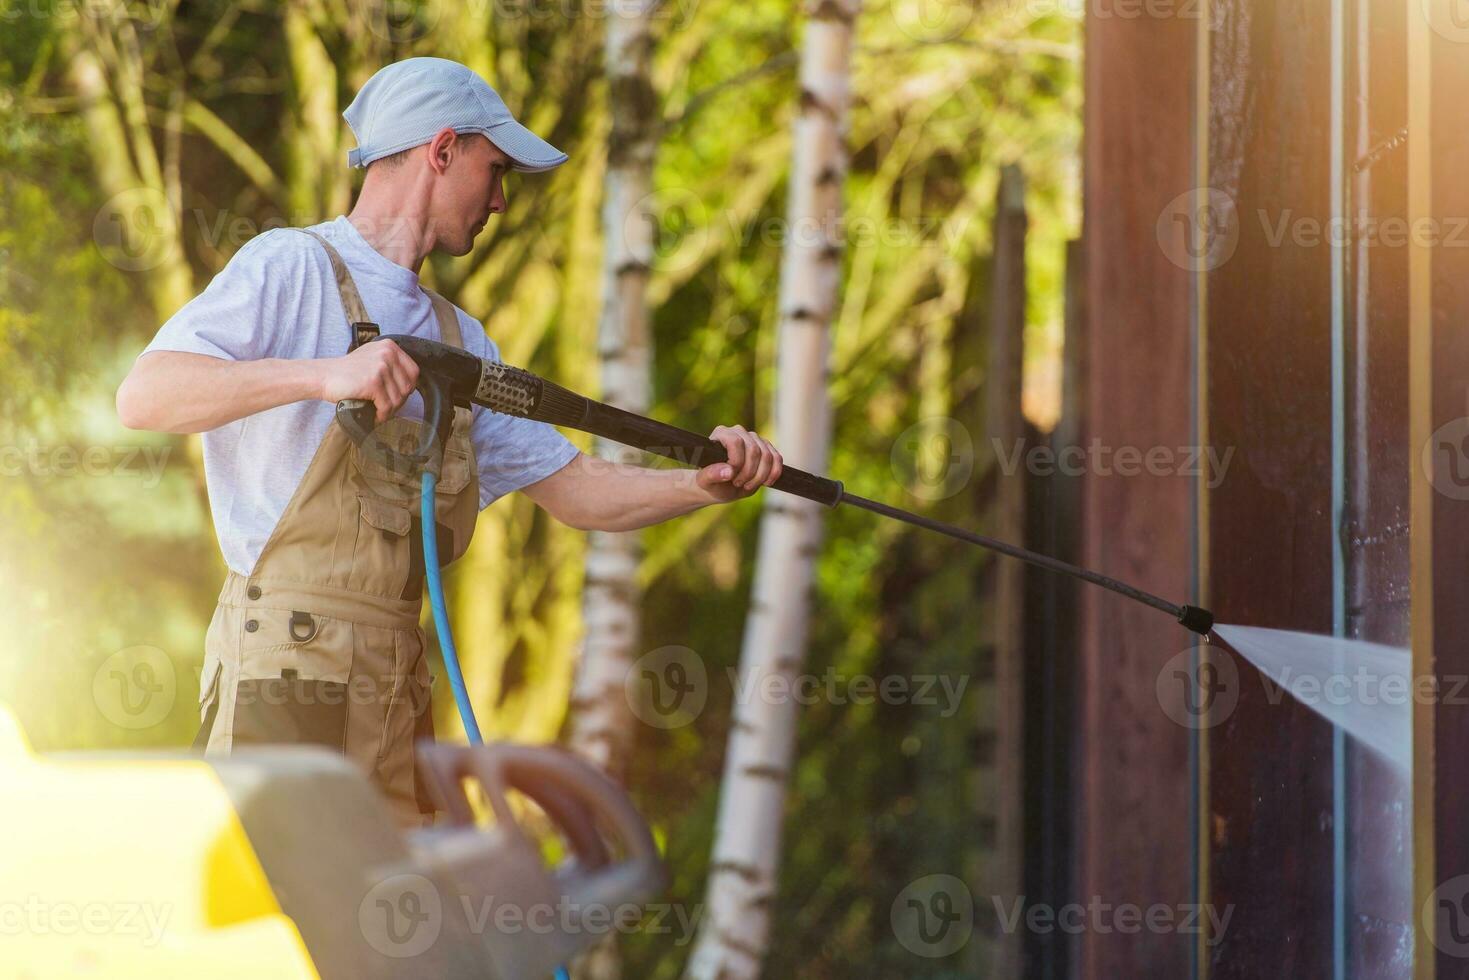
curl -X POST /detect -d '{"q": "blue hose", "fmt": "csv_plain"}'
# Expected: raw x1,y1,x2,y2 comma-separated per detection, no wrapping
424,471,568,980
422,469,483,745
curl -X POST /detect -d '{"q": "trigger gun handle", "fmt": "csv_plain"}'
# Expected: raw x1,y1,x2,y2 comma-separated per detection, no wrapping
334,326,453,477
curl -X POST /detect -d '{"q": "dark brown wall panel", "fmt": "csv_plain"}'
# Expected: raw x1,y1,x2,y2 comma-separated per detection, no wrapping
1205,1,1337,977
1427,15,1469,980
1080,8,1197,978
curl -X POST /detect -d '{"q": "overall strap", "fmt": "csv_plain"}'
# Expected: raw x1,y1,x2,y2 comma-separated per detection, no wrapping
293,228,464,351
422,287,463,349
294,229,379,350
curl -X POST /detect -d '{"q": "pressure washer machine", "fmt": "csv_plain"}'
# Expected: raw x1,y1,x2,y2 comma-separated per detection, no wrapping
0,708,667,978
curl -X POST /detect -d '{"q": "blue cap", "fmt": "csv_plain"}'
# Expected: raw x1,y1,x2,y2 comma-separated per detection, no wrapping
343,57,568,173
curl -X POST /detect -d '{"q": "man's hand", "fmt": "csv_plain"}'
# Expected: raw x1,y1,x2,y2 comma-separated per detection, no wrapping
316,340,421,424
522,426,785,532
696,424,784,502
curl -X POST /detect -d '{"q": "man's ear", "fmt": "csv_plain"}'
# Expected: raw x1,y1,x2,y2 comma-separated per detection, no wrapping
426,127,460,175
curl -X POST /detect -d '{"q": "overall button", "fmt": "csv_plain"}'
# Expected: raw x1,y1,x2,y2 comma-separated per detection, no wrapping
245,619,259,633
247,585,262,600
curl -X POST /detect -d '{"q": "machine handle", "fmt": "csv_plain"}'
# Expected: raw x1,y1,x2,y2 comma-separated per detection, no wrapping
334,337,454,478
420,744,667,902
416,743,612,870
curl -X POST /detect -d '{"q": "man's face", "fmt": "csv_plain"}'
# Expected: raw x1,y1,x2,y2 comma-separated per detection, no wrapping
433,132,510,255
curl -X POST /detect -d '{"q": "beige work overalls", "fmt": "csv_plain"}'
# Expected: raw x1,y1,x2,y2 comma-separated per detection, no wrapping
194,231,480,828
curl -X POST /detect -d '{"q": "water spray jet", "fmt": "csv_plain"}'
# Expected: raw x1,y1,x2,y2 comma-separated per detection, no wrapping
1210,625,1410,775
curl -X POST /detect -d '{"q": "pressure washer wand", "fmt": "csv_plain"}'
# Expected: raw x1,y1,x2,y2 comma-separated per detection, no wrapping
838,493,1209,631
462,349,1214,637
339,336,1214,636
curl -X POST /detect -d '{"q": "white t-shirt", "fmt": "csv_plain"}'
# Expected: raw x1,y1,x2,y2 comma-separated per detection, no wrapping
141,215,580,576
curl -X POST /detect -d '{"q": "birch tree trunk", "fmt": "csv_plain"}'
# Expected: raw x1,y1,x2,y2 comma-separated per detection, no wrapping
570,0,658,780
569,5,658,976
685,2,860,976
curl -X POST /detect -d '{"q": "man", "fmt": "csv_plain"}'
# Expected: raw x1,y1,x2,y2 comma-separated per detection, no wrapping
116,58,783,827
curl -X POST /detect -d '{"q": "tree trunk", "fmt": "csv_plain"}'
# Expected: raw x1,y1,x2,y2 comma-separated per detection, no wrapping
982,163,1028,978
570,4,658,977
684,2,860,977
65,34,193,319
283,0,350,222
569,0,658,782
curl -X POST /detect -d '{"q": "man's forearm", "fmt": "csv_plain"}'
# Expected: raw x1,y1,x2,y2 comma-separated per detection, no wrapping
585,461,718,532
119,340,421,434
542,455,720,533
118,352,325,433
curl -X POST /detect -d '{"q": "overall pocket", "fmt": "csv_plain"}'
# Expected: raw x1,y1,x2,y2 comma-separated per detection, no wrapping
372,628,438,815
229,606,352,753
232,673,349,751
347,412,477,578
350,492,415,598
197,604,226,725
193,603,231,751
191,659,223,751
409,647,438,814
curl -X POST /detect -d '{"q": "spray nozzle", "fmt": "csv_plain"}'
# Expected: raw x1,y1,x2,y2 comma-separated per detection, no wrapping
1177,605,1215,637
